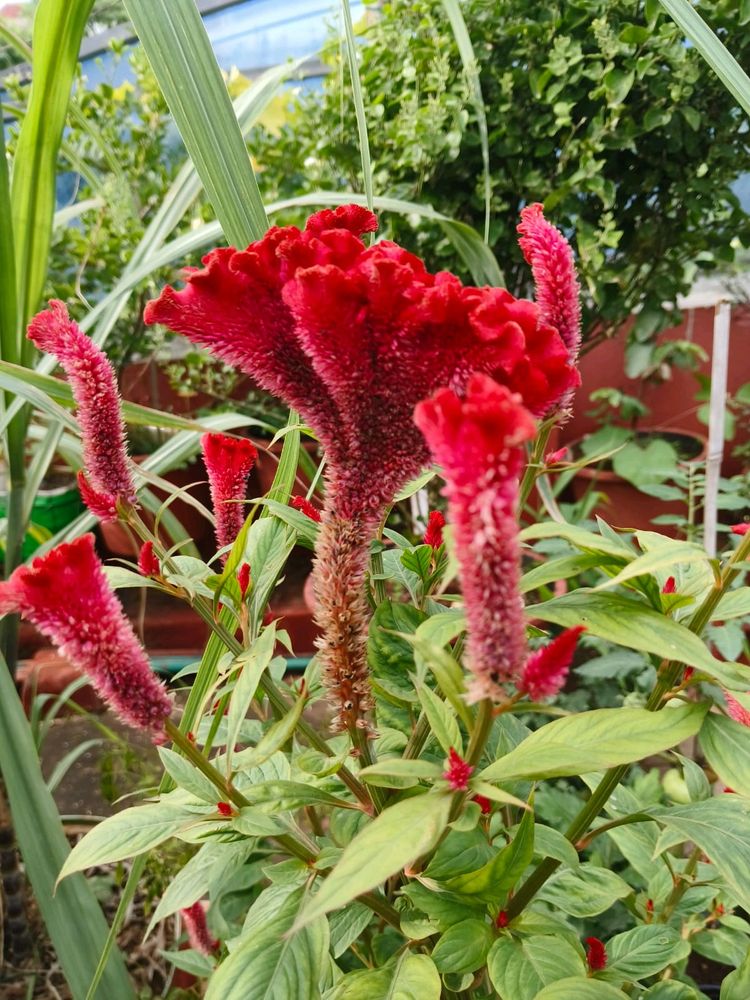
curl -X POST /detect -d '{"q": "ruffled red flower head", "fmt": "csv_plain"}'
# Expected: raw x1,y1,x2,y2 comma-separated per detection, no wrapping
415,374,536,701
0,535,172,736
28,301,136,521
201,433,257,559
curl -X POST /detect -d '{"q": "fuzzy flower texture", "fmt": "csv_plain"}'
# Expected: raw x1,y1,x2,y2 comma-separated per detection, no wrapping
146,204,580,726
28,301,136,521
201,433,257,559
0,535,172,737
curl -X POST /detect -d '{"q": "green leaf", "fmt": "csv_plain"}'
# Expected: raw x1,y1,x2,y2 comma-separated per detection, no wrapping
721,944,750,1000
359,758,442,787
401,544,433,581
236,780,359,812
713,587,750,621
292,793,451,930
162,948,216,977
658,0,750,119
122,0,267,247
326,952,440,999
0,654,133,999
534,980,630,999
526,592,749,690
225,625,278,768
519,521,631,559
521,554,608,594
444,804,534,901
487,935,586,1000
590,541,708,592
157,747,219,804
416,679,462,756
604,925,690,979
206,887,329,1000
58,803,204,879
340,0,373,213
700,713,750,798
651,797,750,911
537,864,632,917
480,704,705,782
328,902,372,960
644,985,700,1000
431,918,494,974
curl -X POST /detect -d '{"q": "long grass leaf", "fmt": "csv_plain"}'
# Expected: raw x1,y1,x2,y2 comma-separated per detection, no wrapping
658,0,750,117
440,0,492,242
0,654,134,999
122,0,267,246
0,102,18,370
340,0,374,211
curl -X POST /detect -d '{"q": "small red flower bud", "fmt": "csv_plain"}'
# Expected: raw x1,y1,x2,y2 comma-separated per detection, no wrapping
585,937,607,972
662,576,676,594
138,541,160,577
443,747,474,791
726,693,750,728
472,794,492,815
237,561,251,600
715,903,725,916
731,523,750,536
545,446,569,465
496,910,509,928
181,902,219,955
646,898,654,913
724,786,735,794
290,495,321,522
683,667,694,682
187,731,196,743
520,625,586,700
423,510,445,548
217,801,233,817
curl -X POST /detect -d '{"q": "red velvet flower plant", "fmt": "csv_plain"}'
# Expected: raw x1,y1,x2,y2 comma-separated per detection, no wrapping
145,204,579,730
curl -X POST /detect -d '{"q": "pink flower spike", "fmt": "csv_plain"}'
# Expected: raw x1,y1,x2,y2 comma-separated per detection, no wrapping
0,535,172,736
138,541,160,577
237,561,251,600
662,576,677,594
731,523,750,536
423,510,445,548
520,625,586,701
443,747,474,791
586,937,607,972
726,693,750,727
290,495,322,522
180,902,219,956
415,375,536,701
545,446,568,465
28,301,136,521
517,204,582,360
201,433,257,560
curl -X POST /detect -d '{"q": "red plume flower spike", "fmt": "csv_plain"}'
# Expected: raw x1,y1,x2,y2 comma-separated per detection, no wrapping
201,433,257,560
585,937,607,972
181,902,219,956
726,693,750,727
27,301,136,521
662,576,677,594
237,562,251,600
138,541,160,577
443,747,474,791
520,625,586,700
145,205,578,730
291,495,322,522
423,510,445,548
731,523,750,536
415,374,536,702
0,535,172,737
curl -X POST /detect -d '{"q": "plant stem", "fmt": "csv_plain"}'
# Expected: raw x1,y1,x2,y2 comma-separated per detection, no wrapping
467,699,494,766
518,420,554,510
659,845,701,924
403,712,431,761
508,528,750,920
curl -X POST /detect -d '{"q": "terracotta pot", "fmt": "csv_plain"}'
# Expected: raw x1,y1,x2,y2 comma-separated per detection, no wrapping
567,428,707,536
16,651,103,716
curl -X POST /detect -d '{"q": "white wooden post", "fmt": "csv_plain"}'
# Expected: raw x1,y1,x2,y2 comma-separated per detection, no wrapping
703,300,731,557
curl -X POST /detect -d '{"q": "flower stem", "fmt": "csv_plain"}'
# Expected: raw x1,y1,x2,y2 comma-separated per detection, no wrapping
507,528,750,920
519,420,554,510
659,845,701,924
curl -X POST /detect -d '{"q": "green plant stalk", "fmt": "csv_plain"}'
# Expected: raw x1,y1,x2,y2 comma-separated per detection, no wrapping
507,528,750,920
519,420,554,509
659,844,701,924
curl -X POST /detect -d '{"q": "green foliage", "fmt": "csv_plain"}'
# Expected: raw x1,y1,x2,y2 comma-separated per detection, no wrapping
251,0,750,349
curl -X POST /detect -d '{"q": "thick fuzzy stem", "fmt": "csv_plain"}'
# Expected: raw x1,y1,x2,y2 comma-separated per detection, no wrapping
313,504,379,733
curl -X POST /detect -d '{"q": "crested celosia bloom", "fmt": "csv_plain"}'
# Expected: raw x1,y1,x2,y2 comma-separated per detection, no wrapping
181,902,219,956
415,374,536,702
423,510,445,548
291,494,322,522
201,433,257,559
145,205,578,729
27,301,136,521
443,747,474,791
520,625,586,700
0,535,172,736
586,937,607,972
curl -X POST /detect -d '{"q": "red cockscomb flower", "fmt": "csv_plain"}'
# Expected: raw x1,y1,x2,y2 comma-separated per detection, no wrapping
520,625,586,700
180,902,219,956
145,206,578,729
138,541,160,577
0,535,172,736
415,374,536,701
28,301,136,521
443,747,474,791
423,510,445,548
201,433,257,559
545,446,568,465
291,495,322,522
585,937,607,972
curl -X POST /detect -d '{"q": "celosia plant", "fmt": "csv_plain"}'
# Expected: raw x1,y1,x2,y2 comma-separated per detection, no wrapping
15,205,750,1000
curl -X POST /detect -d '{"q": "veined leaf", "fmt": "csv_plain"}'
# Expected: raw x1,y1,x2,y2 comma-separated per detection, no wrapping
488,935,586,1000
700,713,750,798
326,952,440,999
534,979,630,999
